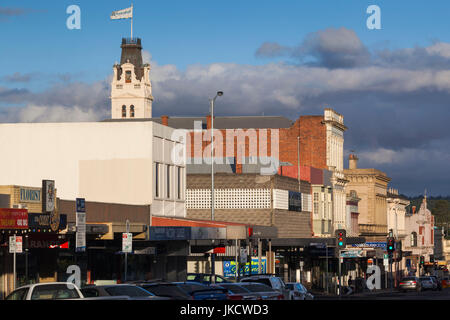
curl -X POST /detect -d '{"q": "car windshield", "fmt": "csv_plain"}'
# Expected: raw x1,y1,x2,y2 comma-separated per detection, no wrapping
31,284,80,300
141,284,189,299
419,277,431,280
286,284,294,290
105,286,153,297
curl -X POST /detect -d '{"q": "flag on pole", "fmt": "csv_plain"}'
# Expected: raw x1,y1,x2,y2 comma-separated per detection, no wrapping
110,6,133,20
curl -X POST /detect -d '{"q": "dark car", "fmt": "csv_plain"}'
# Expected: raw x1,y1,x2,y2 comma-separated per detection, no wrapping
134,281,192,300
210,283,258,300
186,273,232,285
237,282,284,300
173,281,228,300
240,275,290,299
80,284,169,300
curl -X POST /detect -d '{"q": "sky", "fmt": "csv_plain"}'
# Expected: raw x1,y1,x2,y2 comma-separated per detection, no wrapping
0,0,449,196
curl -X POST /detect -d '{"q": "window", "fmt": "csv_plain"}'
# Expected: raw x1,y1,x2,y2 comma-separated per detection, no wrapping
125,70,132,83
130,105,135,118
166,165,171,198
122,105,126,118
177,167,182,200
411,232,418,247
6,288,29,300
155,163,160,198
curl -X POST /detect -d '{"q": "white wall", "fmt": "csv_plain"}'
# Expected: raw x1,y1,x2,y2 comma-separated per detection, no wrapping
0,121,186,215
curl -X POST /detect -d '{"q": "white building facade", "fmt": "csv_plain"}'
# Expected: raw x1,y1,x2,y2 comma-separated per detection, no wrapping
0,121,186,218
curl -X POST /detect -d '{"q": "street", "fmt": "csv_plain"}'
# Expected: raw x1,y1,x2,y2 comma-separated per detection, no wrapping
315,287,450,300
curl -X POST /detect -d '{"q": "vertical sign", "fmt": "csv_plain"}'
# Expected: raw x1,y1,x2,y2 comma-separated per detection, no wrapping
42,180,55,213
122,233,133,253
76,198,86,252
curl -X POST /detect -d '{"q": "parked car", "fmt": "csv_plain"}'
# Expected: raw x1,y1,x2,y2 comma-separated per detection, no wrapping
286,282,314,300
240,274,291,299
5,282,84,300
210,283,258,300
430,276,442,291
419,276,438,291
186,273,232,285
134,281,192,300
399,277,422,292
237,282,284,300
173,281,228,300
80,284,169,300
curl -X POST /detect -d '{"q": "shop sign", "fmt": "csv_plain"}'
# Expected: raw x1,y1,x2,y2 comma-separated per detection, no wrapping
288,191,302,212
20,188,41,203
0,209,28,229
351,242,386,249
42,180,55,213
28,234,69,249
223,258,267,277
28,213,66,231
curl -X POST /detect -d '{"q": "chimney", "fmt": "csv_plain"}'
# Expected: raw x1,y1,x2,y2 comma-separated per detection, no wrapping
161,115,169,126
349,154,359,169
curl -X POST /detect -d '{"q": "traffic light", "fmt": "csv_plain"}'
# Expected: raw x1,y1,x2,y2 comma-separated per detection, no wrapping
430,255,434,263
386,237,395,254
420,256,425,265
335,229,346,249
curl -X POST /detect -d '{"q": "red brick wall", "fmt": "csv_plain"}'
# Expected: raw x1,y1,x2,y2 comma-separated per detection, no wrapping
185,115,327,170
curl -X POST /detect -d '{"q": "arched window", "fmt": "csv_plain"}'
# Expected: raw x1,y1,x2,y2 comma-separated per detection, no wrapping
122,105,126,118
410,232,417,247
130,105,135,118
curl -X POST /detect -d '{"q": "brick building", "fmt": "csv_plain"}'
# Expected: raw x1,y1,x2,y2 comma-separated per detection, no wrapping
154,107,349,234
186,166,312,238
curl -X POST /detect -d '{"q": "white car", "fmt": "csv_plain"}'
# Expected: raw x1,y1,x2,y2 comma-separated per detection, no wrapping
5,282,84,300
286,283,314,300
419,276,437,291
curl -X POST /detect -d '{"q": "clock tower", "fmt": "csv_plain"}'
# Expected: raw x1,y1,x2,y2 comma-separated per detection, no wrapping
111,38,153,119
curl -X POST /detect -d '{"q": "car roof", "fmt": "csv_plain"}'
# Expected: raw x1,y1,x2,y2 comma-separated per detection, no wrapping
15,282,78,290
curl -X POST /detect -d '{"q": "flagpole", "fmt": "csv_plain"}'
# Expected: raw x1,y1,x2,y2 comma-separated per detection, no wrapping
131,3,133,40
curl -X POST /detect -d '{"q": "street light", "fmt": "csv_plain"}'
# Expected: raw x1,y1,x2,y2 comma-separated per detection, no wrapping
209,91,223,277
210,91,223,222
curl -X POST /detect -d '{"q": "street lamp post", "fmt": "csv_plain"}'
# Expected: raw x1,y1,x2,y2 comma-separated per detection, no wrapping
210,91,223,276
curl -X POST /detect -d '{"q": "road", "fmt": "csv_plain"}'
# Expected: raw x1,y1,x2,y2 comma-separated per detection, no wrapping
315,287,450,300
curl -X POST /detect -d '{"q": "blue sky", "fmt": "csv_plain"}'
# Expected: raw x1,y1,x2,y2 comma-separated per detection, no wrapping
2,0,450,86
1,1,450,196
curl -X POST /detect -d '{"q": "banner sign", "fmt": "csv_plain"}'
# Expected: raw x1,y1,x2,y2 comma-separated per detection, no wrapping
0,209,28,229
351,242,387,249
223,258,267,277
28,213,66,231
42,180,55,213
76,198,86,213
76,211,86,252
